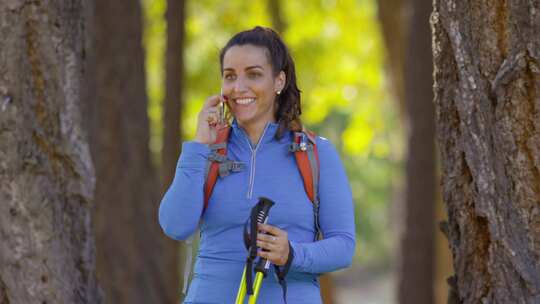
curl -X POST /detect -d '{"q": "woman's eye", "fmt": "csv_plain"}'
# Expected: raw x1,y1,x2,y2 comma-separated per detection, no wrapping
224,74,236,81
248,72,261,78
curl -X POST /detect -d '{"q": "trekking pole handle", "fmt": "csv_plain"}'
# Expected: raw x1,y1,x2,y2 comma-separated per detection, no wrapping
255,197,274,224
253,197,274,277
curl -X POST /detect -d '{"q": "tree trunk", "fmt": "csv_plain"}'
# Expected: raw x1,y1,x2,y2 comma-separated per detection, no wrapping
161,0,186,300
435,185,453,304
398,1,436,303
267,0,286,34
162,0,185,194
90,0,177,303
432,0,540,303
378,0,437,303
377,0,406,117
0,1,101,303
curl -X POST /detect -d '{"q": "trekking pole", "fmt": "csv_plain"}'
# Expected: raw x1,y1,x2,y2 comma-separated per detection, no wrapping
248,257,271,303
235,197,275,304
235,266,248,303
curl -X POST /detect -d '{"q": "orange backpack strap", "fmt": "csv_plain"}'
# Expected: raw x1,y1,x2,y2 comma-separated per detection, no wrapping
203,125,245,212
290,130,322,239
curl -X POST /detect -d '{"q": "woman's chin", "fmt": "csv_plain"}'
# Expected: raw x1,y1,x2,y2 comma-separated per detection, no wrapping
232,112,255,125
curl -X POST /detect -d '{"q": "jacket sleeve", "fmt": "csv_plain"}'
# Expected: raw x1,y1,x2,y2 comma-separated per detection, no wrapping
289,137,356,274
158,141,210,240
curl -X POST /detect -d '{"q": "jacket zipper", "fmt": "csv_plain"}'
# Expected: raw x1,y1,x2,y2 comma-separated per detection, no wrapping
242,124,270,199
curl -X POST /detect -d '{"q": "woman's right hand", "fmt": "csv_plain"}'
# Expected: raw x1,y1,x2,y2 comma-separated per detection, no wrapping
194,94,223,144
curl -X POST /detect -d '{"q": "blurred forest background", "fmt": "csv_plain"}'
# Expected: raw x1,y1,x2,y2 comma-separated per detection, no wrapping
3,0,539,303
2,0,447,303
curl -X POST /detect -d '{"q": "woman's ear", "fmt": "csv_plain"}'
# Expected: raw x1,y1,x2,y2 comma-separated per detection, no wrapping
275,71,286,93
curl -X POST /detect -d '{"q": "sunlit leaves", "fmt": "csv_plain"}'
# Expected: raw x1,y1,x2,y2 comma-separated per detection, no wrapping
343,117,374,156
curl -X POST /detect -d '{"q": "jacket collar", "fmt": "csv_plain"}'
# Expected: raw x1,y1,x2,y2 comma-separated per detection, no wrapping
231,119,284,148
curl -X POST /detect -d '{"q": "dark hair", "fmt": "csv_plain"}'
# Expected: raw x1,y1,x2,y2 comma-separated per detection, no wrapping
219,26,302,138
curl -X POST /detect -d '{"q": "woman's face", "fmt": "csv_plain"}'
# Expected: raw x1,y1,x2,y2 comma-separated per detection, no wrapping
222,44,285,130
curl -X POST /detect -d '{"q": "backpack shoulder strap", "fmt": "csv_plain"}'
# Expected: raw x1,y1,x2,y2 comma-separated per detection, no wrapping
290,130,322,240
203,125,245,212
290,131,320,202
204,126,231,211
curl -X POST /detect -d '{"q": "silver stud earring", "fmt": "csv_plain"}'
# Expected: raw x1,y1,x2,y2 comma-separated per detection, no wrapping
277,90,281,95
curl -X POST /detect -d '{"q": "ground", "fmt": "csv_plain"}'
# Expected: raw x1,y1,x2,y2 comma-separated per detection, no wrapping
334,264,394,304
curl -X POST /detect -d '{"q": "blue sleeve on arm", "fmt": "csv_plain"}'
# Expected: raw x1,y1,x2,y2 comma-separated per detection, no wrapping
158,141,210,240
289,137,356,274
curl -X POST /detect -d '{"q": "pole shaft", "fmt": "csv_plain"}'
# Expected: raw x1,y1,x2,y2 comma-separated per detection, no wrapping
235,267,247,304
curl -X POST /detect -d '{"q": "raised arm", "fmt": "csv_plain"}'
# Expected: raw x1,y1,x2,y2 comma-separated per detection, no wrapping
159,95,224,240
158,142,209,240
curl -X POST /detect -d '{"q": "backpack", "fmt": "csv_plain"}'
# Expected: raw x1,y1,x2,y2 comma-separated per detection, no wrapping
181,124,322,296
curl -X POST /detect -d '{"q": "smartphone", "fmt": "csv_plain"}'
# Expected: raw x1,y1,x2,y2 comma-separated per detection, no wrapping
219,88,227,125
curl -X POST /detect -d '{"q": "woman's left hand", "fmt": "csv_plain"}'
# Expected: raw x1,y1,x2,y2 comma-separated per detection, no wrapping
256,223,290,266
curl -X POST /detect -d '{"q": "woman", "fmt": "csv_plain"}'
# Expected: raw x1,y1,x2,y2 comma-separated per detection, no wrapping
159,26,355,303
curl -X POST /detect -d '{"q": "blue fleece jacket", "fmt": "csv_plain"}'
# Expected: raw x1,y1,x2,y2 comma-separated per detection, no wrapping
159,121,356,304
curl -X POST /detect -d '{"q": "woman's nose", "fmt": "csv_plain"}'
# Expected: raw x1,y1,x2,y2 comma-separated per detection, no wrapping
233,77,248,93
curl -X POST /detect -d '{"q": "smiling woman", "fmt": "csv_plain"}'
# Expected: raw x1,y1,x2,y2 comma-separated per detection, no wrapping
158,26,356,304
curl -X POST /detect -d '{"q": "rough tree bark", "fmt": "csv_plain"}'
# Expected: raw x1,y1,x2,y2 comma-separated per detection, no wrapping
90,0,177,303
435,184,454,304
0,1,101,303
432,0,540,303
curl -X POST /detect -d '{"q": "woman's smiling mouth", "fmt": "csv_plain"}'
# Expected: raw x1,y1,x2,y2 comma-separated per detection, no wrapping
234,97,256,105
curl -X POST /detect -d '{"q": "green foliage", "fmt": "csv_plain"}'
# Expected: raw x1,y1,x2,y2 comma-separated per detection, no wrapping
143,0,403,266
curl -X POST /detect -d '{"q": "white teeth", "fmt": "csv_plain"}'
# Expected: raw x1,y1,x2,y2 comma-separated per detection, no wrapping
235,98,255,105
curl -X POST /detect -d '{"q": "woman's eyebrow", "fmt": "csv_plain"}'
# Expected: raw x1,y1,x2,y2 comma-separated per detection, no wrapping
245,65,264,71
223,65,264,72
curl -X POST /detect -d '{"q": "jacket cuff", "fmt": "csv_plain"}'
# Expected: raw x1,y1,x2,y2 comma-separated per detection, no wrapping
284,241,294,273
274,241,294,283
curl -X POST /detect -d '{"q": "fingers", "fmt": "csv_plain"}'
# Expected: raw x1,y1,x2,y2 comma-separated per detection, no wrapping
256,232,278,250
203,107,220,126
199,96,222,127
256,234,278,251
257,223,285,237
257,233,277,242
203,94,222,109
194,94,224,144
257,246,289,266
256,239,277,251
256,224,289,266
258,249,277,261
